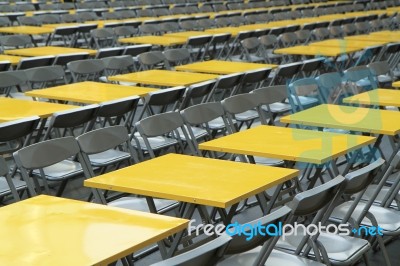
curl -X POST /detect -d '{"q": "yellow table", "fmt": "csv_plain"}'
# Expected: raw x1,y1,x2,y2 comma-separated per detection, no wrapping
25,81,159,104
309,39,389,49
85,153,299,219
175,60,277,75
199,125,375,189
0,26,53,35
344,35,399,43
280,104,400,136
118,36,187,46
199,125,375,165
109,70,218,87
0,98,77,122
0,55,24,66
163,31,212,38
343,89,400,108
274,45,362,57
0,195,188,265
392,81,400,88
205,27,245,37
4,46,97,57
370,31,400,38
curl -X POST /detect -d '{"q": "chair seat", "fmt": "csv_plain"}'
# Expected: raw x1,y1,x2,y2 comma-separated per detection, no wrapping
217,247,324,266
235,110,259,122
109,196,177,212
209,117,227,131
361,185,398,208
88,149,131,166
235,156,284,166
262,103,291,114
290,95,319,106
330,201,400,234
176,125,208,141
277,228,371,264
377,75,393,84
0,177,26,196
131,134,178,151
32,160,83,180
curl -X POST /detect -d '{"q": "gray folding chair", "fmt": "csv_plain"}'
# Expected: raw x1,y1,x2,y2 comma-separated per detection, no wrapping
217,207,324,266
163,48,192,68
90,28,116,49
151,234,232,266
239,68,272,94
16,56,55,70
0,34,33,52
13,137,89,197
24,65,67,90
132,111,195,159
138,51,170,71
179,80,217,110
0,70,27,97
96,96,140,129
43,105,100,140
288,78,323,113
368,61,394,88
67,59,105,82
0,156,25,202
276,175,372,266
95,47,125,59
208,73,245,101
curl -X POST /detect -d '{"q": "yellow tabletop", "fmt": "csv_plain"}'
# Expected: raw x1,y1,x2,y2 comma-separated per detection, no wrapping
175,60,277,75
4,46,97,57
118,36,187,46
0,26,53,35
370,31,400,38
343,89,400,108
25,81,158,104
163,31,212,38
108,70,218,87
309,39,388,49
344,35,399,43
199,125,375,165
280,104,400,136
85,153,299,208
0,54,24,65
0,195,188,266
205,27,245,37
0,98,77,122
392,81,400,88
274,45,361,57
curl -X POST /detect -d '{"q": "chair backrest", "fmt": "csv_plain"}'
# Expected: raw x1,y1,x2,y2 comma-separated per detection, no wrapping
316,72,346,104
301,58,325,77
139,24,160,35
0,116,40,144
67,59,105,82
0,35,32,51
368,61,391,77
51,53,87,68
288,78,322,112
343,65,378,91
149,234,232,266
17,56,55,71
97,96,140,128
24,65,66,89
95,47,124,59
163,48,192,67
240,68,272,93
138,51,169,70
139,86,186,119
43,105,100,140
0,70,27,96
269,62,303,85
211,73,245,100
123,44,153,57
102,55,135,75
180,80,217,110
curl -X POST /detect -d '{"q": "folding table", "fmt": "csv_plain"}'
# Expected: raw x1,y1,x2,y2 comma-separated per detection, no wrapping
108,69,218,87
199,125,375,189
175,60,278,75
118,36,187,47
343,89,400,108
0,98,77,122
0,195,188,265
4,46,97,57
0,55,24,66
281,104,400,170
85,153,299,223
25,81,159,104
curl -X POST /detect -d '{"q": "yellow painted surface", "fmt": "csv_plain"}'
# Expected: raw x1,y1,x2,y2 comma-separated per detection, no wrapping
0,195,188,266
281,104,400,136
199,125,375,165
109,70,218,87
343,89,400,107
0,26,53,35
0,55,24,65
118,36,187,46
0,98,77,122
163,31,212,38
4,46,97,57
274,45,361,57
85,153,299,208
176,60,277,75
309,39,389,49
25,82,158,104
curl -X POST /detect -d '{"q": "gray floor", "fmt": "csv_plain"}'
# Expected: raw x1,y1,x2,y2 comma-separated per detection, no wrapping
2,128,400,265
